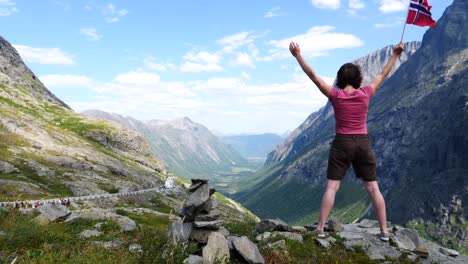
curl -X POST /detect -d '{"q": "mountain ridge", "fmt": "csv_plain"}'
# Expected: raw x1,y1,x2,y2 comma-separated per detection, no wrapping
82,110,249,179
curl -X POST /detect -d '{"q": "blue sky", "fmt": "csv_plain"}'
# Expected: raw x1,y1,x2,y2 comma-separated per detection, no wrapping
0,0,452,134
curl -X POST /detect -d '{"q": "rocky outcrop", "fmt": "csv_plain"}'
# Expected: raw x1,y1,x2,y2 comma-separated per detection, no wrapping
254,218,468,263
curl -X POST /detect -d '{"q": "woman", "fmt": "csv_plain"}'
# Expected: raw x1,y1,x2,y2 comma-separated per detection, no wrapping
289,41,404,241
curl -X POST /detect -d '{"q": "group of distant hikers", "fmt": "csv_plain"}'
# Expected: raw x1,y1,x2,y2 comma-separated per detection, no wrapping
289,41,404,242
0,198,71,209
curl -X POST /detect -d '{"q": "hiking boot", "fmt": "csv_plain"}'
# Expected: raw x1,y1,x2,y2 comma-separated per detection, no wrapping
380,232,390,242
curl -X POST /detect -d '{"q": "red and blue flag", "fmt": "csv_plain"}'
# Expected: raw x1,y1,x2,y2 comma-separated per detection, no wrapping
406,0,436,28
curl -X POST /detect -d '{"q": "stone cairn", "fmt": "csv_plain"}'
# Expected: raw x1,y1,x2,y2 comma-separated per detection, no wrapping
168,179,264,264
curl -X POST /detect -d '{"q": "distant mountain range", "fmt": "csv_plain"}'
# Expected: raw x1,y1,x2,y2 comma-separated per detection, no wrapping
82,110,249,179
238,0,468,253
221,133,283,162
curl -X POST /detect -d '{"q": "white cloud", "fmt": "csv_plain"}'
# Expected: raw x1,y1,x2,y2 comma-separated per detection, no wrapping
267,26,363,60
41,74,96,89
13,45,75,65
144,56,174,71
349,0,364,10
103,3,128,23
0,0,18,16
374,17,405,28
264,6,285,18
230,53,255,68
217,31,260,54
379,0,407,13
84,4,92,11
310,0,340,10
80,28,102,41
114,70,160,86
180,62,223,73
181,51,223,72
183,51,220,64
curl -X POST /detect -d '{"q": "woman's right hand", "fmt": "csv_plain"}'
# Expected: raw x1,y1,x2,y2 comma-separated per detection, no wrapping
289,42,301,57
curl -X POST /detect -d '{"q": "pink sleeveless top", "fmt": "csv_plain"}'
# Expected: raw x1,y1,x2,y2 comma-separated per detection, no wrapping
328,85,373,135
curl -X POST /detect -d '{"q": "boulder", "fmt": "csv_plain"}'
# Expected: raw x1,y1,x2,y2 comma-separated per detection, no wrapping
193,220,223,230
79,229,102,239
92,240,124,249
116,216,137,232
255,218,291,233
183,255,203,264
316,236,337,249
35,204,71,223
180,183,210,220
231,236,265,264
439,247,459,257
191,228,214,244
168,218,193,244
390,228,420,251
328,218,344,232
64,212,81,223
202,232,230,264
290,226,307,233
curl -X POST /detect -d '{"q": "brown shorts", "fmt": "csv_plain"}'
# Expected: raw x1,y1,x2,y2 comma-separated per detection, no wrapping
327,134,376,181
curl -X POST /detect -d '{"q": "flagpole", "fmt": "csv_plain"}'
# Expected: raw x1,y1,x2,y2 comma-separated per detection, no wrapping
400,0,412,43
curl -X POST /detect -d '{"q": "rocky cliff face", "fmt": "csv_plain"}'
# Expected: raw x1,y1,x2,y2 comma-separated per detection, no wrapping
241,0,467,253
0,37,70,109
82,110,248,179
0,36,166,198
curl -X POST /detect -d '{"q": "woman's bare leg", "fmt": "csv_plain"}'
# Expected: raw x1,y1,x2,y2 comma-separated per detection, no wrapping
317,180,341,231
364,181,388,234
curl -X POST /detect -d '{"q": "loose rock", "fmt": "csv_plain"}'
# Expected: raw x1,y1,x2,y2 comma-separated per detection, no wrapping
255,218,291,233
35,204,71,223
79,229,102,239
328,218,344,232
128,244,143,254
183,255,203,264
231,236,265,264
203,232,230,264
439,247,459,257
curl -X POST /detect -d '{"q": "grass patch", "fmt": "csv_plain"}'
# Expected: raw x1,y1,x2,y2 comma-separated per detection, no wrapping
0,208,189,263
224,221,256,241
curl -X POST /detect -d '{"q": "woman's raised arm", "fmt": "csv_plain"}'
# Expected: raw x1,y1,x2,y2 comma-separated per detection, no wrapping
290,42,332,97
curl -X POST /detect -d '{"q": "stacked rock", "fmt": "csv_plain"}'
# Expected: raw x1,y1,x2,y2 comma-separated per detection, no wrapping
169,179,264,264
180,179,226,244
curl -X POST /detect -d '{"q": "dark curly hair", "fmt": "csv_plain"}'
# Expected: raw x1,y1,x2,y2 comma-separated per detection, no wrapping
336,63,363,89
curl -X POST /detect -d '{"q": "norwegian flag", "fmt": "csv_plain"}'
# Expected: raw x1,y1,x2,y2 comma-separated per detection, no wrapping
406,0,436,28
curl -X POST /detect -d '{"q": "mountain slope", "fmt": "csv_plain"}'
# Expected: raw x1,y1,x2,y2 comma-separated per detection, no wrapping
0,36,166,198
82,110,249,179
239,0,467,252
